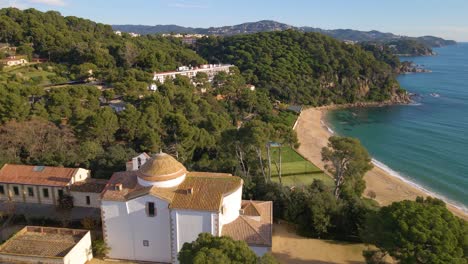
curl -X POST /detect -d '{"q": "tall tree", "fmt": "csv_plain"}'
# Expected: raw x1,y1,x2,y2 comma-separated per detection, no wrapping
0,118,78,166
321,136,372,198
178,233,262,264
86,107,119,145
362,197,467,264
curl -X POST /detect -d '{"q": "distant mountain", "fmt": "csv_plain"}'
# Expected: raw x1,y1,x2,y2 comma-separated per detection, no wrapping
112,20,456,47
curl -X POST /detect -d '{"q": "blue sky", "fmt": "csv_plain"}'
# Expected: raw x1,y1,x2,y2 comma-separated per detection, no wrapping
1,0,467,41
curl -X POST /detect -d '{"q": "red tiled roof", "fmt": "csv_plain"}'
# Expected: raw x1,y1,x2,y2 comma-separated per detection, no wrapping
69,178,108,193
101,171,242,212
222,201,273,247
0,164,78,187
169,172,242,211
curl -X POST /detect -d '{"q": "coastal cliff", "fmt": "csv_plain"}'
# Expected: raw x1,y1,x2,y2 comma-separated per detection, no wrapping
197,30,406,106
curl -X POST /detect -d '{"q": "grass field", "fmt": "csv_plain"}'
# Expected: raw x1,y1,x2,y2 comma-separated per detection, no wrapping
270,146,333,187
1,64,56,85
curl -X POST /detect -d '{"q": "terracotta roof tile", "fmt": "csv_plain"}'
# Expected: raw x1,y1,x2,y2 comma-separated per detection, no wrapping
102,171,242,212
0,226,89,258
70,178,108,193
126,185,177,202
241,201,261,216
0,164,78,187
222,201,273,247
101,171,139,201
169,173,242,211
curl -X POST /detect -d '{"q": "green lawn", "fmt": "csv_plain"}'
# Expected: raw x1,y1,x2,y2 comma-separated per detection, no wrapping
269,146,333,187
1,65,56,85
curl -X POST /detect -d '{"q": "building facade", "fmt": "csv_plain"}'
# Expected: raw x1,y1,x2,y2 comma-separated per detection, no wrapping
0,164,103,208
0,56,28,66
101,152,272,263
153,64,232,84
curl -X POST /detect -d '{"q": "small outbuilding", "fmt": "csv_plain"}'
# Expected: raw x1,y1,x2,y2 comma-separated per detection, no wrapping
0,226,93,264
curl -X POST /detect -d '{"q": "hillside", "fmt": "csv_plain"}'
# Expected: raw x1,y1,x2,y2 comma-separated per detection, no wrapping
112,20,456,51
196,30,408,105
0,8,205,71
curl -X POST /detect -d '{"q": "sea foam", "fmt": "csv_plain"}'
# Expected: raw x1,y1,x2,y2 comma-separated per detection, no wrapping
371,158,468,214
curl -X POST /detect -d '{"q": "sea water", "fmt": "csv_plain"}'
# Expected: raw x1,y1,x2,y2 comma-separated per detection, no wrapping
326,43,468,212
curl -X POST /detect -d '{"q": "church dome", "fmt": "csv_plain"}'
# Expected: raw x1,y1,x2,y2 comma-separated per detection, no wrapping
137,153,187,187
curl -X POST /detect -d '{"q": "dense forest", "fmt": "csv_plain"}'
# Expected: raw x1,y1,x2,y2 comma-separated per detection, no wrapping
0,8,204,71
196,31,408,105
0,8,466,262
0,8,298,179
363,39,434,56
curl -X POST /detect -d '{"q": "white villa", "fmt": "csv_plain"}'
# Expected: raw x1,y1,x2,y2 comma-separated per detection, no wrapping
1,56,28,67
101,152,272,263
0,164,106,208
153,64,233,84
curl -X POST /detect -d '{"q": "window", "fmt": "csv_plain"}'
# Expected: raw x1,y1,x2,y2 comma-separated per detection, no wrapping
43,188,49,198
58,189,64,198
13,186,19,196
0,185,4,195
143,240,149,247
147,202,156,217
86,196,91,205
27,187,34,197
137,157,142,168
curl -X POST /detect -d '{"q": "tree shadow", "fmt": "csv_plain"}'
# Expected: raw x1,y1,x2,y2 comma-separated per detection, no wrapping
273,252,364,264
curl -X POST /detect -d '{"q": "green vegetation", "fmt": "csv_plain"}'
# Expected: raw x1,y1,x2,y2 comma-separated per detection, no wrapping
321,136,373,198
270,147,332,187
1,64,57,85
0,8,204,71
197,30,406,105
362,197,467,264
178,233,278,264
0,9,466,263
363,39,434,57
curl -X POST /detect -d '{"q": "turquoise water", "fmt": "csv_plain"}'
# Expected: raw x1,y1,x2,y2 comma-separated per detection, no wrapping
326,43,468,211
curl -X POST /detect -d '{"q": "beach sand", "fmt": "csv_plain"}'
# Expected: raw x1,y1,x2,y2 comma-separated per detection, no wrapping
295,108,467,220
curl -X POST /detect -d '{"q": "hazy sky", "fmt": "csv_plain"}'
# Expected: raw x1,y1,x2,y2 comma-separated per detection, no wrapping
1,0,467,41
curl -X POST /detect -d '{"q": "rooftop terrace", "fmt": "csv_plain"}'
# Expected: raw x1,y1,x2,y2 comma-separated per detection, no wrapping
0,226,89,258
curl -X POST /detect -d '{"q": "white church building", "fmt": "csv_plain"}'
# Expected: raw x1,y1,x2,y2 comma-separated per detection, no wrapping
101,152,272,263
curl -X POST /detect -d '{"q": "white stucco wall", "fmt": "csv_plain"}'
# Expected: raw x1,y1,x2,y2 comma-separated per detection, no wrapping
101,200,133,260
219,185,242,227
250,246,271,256
39,186,55,204
0,184,59,205
71,192,101,208
23,184,39,203
102,195,172,263
63,231,93,264
128,196,172,262
72,168,90,184
8,184,24,202
137,174,186,188
172,210,217,253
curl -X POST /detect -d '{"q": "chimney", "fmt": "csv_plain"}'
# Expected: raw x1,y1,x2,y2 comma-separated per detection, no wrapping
239,209,245,215
186,187,194,195
114,183,123,191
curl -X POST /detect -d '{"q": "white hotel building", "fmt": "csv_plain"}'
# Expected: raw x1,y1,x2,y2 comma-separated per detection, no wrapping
153,64,233,84
101,152,272,263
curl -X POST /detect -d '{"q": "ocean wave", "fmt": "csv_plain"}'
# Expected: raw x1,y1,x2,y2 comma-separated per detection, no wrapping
371,158,468,214
321,120,335,134
408,102,422,106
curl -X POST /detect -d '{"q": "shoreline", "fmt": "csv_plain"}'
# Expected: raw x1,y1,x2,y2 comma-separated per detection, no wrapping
294,107,468,220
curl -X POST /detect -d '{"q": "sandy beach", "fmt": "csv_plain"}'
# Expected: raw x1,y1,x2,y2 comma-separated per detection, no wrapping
295,107,467,220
